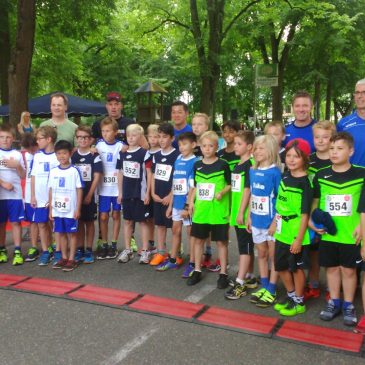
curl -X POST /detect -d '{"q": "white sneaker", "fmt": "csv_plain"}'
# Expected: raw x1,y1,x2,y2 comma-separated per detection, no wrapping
139,250,151,264
117,249,134,263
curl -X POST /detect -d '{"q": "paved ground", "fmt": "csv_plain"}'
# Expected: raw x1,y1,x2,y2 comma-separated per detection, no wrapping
1,225,364,364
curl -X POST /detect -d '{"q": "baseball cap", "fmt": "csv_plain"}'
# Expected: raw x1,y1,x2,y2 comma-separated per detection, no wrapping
286,138,311,156
106,92,122,102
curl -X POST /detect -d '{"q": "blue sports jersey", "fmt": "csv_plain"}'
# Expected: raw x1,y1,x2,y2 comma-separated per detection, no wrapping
284,119,316,152
172,154,197,210
337,111,365,167
71,150,103,196
120,147,151,200
173,124,193,149
152,148,180,198
249,165,281,229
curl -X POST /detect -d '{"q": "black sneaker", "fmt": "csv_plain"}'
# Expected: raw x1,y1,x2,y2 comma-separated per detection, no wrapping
217,273,229,289
97,244,109,260
245,277,259,289
187,271,202,286
106,245,118,259
225,283,247,300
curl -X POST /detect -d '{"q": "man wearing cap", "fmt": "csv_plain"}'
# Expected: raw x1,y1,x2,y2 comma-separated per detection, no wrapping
170,100,192,149
92,92,134,143
337,78,365,167
40,93,78,146
284,91,316,153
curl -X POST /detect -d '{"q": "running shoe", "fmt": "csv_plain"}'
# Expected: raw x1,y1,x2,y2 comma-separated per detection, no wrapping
25,247,39,262
343,304,357,327
201,253,212,269
117,249,134,263
156,260,179,271
0,248,8,263
62,260,77,272
74,249,85,263
139,250,150,264
274,296,292,312
217,273,229,289
176,256,184,266
96,244,109,260
149,252,168,266
187,270,202,286
52,251,62,266
83,250,95,264
225,283,247,300
12,249,24,266
107,245,118,259
279,300,306,317
52,258,68,269
182,264,194,278
304,285,320,301
38,251,51,266
130,237,138,252
207,259,221,272
148,243,157,255
319,299,341,321
256,290,276,308
249,288,266,304
245,277,259,289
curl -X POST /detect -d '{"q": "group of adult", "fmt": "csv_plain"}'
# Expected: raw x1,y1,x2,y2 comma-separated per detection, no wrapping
16,78,365,168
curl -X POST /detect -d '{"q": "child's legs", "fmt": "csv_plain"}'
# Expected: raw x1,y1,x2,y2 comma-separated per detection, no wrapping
30,222,39,248
140,221,149,251
68,233,78,260
308,249,320,283
194,238,205,271
123,219,134,250
248,253,254,274
293,269,306,297
278,270,295,293
256,242,269,278
216,241,228,274
237,255,251,281
85,221,95,249
11,222,22,246
268,240,279,284
147,218,155,242
156,225,167,250
326,266,341,299
56,232,68,259
362,272,365,313
0,222,6,245
341,266,357,303
171,220,182,259
99,212,109,242
111,211,121,241
212,224,229,272
189,235,195,262
77,221,86,249
38,223,50,251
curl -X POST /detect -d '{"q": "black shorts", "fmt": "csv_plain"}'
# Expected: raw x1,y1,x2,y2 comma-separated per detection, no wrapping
274,240,309,272
123,198,151,222
191,223,229,241
235,227,254,255
319,240,361,268
80,201,97,222
153,202,172,228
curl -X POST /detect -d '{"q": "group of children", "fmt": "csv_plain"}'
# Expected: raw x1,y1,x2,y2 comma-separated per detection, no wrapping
0,114,364,328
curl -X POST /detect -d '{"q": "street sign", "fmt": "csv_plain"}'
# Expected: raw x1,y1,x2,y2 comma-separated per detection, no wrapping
255,64,278,87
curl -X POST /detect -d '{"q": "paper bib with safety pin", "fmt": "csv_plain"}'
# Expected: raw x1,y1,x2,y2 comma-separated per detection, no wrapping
155,163,172,182
251,195,269,215
197,182,215,201
54,194,71,213
325,194,352,217
123,161,140,179
103,171,118,186
77,164,92,182
173,178,188,195
231,173,241,193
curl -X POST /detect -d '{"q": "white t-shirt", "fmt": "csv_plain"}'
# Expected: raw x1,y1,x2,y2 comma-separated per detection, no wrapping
96,140,123,197
0,148,25,200
48,165,83,218
24,152,34,203
31,150,59,207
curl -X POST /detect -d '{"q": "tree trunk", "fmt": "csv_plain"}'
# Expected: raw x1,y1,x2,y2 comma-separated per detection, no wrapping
221,76,229,121
0,0,11,105
314,79,321,121
325,78,332,120
271,71,283,121
8,0,36,127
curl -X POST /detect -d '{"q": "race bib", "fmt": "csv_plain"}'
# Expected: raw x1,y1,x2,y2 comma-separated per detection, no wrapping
325,194,352,217
197,183,215,201
173,178,188,195
123,161,140,179
155,163,172,182
231,173,241,193
275,214,282,234
77,164,92,182
103,171,118,186
251,195,269,215
54,194,71,213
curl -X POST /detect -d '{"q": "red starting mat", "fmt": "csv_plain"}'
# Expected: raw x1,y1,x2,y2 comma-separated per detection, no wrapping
0,273,29,287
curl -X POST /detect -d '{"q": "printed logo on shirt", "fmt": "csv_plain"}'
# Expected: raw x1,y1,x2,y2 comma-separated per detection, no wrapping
161,158,167,162
59,177,65,187
107,153,113,162
44,162,50,172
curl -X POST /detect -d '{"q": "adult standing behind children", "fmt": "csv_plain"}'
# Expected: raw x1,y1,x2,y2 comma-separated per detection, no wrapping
171,101,192,149
337,78,365,167
40,93,78,146
284,91,316,153
17,111,35,136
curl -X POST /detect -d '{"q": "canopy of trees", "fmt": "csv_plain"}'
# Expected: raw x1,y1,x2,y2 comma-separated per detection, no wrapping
1,0,365,127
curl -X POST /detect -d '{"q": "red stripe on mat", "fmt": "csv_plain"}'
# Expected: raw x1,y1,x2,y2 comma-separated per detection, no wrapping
13,277,80,295
68,284,139,306
128,294,204,319
197,306,278,335
0,274,29,287
276,320,363,353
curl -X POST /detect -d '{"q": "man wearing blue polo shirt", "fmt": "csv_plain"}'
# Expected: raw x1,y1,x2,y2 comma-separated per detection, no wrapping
337,78,365,167
284,91,316,152
171,101,192,148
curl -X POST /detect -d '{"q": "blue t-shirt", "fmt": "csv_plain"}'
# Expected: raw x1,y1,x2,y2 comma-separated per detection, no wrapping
249,165,281,229
173,124,193,149
284,119,316,152
337,111,365,167
172,155,197,210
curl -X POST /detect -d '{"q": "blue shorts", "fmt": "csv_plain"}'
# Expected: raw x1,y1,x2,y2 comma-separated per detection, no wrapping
123,198,150,222
24,203,36,222
53,217,78,233
33,207,49,223
0,200,24,223
99,196,122,213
